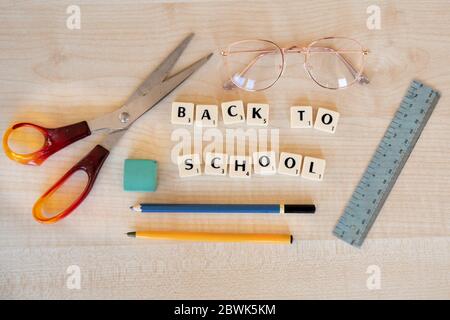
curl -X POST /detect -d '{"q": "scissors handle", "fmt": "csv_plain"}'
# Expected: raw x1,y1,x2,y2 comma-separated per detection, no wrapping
3,121,91,166
32,144,110,224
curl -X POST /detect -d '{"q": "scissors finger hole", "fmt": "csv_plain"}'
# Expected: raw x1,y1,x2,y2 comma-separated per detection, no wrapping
38,170,89,220
6,126,46,155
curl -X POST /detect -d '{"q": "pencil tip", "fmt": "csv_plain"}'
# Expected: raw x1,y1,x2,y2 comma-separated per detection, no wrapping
126,232,136,238
130,205,141,212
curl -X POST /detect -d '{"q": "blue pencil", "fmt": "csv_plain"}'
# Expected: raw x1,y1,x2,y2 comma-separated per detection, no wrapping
130,203,315,214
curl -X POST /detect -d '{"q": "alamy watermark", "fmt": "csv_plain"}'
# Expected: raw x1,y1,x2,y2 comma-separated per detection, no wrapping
171,127,280,164
66,5,81,30
66,265,81,290
366,5,381,30
366,265,381,290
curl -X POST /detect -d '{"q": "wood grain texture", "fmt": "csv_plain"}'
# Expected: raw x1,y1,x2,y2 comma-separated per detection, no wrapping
0,0,449,299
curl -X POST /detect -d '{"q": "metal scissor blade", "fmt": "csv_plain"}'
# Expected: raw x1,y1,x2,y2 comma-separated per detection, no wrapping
87,32,212,133
154,52,213,102
126,33,195,103
99,129,127,150
118,52,212,127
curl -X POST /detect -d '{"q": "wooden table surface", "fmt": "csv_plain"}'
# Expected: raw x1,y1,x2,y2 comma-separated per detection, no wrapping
1,0,449,299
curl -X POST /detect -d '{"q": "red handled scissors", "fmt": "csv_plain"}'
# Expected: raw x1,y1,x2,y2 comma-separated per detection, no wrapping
3,33,212,224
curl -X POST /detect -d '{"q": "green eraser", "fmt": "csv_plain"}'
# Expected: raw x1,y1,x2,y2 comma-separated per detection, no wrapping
123,159,158,192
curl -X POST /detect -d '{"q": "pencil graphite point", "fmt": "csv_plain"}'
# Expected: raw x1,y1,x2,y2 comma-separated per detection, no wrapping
126,232,136,238
130,205,141,212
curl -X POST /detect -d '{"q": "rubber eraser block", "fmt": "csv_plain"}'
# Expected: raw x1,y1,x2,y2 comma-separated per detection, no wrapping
123,159,158,192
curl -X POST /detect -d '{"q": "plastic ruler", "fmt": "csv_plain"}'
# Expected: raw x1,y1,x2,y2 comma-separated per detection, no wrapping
333,80,440,247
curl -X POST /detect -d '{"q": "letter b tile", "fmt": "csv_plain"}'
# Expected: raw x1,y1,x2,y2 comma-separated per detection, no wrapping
171,102,194,125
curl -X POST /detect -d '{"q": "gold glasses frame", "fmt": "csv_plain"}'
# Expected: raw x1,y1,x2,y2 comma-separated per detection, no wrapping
221,36,370,91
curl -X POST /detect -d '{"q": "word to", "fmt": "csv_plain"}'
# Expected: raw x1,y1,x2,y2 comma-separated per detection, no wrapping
178,151,326,181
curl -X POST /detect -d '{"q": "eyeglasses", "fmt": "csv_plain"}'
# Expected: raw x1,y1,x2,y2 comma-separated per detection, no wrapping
221,37,369,91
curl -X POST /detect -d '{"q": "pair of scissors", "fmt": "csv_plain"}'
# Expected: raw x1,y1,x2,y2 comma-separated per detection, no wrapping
3,33,212,224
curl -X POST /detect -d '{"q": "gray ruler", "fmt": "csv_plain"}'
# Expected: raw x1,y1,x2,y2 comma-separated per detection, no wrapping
333,80,440,247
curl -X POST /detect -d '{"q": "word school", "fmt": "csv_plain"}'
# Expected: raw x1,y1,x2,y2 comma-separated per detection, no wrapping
178,151,326,181
172,101,340,133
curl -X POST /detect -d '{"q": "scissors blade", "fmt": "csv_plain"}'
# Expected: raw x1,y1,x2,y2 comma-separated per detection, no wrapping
121,52,212,126
99,129,127,150
150,52,213,105
88,35,212,133
125,33,195,104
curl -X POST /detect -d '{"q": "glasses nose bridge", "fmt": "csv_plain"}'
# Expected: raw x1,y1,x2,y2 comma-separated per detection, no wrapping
283,46,307,53
282,46,308,65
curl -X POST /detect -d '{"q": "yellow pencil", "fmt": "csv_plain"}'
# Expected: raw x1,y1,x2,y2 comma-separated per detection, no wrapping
127,231,293,244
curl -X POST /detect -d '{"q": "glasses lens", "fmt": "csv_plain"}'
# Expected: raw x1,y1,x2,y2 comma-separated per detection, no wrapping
223,40,283,91
306,37,365,89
